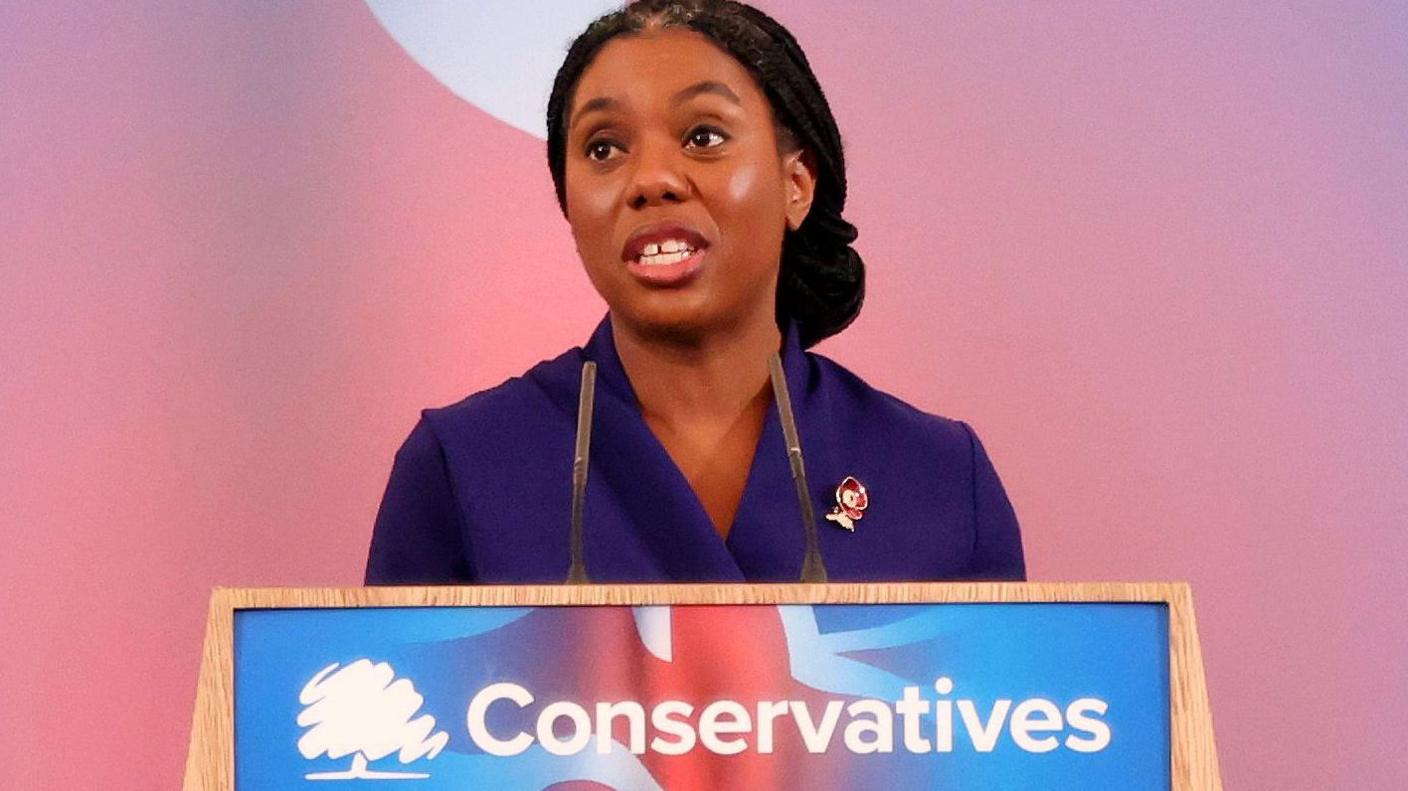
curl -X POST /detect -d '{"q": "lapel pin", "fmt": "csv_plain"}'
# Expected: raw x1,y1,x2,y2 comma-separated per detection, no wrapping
825,476,869,531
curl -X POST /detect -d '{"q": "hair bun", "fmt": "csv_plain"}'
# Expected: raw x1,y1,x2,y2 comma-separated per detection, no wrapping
779,211,865,348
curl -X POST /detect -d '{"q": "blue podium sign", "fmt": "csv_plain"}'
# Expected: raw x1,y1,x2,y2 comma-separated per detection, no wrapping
232,599,1170,789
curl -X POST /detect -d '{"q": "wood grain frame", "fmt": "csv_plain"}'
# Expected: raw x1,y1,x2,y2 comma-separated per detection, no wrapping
183,582,1221,790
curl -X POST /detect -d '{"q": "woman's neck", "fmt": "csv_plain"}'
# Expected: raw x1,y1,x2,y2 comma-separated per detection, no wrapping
611,314,781,428
610,311,782,538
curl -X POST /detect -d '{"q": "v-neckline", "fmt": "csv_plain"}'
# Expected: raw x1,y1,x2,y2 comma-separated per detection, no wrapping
579,316,827,580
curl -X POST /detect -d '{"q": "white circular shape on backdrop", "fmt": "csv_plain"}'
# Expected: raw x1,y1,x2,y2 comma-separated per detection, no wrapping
365,1,625,139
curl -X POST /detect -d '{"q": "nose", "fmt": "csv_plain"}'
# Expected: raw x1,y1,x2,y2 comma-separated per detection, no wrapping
626,136,690,210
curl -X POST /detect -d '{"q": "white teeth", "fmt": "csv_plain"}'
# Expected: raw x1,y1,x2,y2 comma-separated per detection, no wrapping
638,239,693,258
637,248,694,266
633,238,698,266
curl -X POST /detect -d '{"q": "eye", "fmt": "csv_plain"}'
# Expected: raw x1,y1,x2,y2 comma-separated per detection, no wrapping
584,138,623,163
684,125,728,150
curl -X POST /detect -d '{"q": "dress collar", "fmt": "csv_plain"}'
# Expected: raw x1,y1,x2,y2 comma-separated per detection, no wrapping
575,314,833,582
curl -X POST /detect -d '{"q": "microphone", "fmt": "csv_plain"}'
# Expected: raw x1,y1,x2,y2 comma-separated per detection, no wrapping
768,354,829,583
565,361,596,584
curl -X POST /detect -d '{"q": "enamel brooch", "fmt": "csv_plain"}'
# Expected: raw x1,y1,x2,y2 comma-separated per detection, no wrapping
825,476,869,531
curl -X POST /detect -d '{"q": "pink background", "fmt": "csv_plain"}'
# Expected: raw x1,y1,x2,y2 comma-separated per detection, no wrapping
2,2,1404,788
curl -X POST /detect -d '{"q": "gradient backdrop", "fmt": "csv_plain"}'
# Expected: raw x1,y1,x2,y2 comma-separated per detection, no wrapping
2,2,1405,788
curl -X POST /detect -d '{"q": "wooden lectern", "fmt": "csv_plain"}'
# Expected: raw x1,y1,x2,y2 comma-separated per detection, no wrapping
185,582,1221,789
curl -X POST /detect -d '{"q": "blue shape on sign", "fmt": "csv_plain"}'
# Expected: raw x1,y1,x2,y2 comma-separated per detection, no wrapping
234,602,1169,789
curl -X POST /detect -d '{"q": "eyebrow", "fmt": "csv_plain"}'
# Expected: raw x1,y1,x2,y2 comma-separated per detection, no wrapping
570,81,743,130
670,80,742,107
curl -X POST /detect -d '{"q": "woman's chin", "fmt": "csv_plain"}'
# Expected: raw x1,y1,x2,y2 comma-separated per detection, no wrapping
616,312,709,344
608,298,726,344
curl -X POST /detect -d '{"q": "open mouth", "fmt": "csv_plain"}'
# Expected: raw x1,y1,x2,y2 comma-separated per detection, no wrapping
622,224,711,286
625,244,707,286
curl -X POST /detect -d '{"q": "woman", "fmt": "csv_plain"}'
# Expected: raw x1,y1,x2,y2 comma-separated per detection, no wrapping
366,0,1024,584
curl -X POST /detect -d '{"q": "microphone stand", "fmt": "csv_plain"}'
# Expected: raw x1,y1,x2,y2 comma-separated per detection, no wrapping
769,354,829,583
565,361,596,584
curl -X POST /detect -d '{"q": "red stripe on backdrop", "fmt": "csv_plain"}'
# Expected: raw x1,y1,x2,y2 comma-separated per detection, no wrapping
577,606,855,789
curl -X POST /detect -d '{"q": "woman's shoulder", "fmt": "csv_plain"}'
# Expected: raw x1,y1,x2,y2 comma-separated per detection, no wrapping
806,349,977,452
805,349,1024,580
417,346,586,439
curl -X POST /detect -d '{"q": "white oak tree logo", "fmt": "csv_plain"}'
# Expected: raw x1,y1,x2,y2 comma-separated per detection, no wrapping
297,659,449,780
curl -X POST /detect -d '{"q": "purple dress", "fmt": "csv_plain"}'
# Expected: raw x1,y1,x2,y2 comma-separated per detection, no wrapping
366,318,1025,584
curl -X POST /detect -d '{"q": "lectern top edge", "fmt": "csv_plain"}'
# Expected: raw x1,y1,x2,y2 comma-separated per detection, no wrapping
209,580,1192,610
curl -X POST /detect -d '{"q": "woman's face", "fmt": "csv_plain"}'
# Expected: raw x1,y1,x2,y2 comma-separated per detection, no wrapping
564,27,815,341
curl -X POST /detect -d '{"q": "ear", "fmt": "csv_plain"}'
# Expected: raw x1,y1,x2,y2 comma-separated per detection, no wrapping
782,147,817,232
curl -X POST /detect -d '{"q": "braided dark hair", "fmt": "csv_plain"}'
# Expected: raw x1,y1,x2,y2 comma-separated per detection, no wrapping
546,0,864,348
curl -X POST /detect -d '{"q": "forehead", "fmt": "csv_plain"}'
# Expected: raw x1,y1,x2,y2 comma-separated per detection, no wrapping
571,27,769,116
